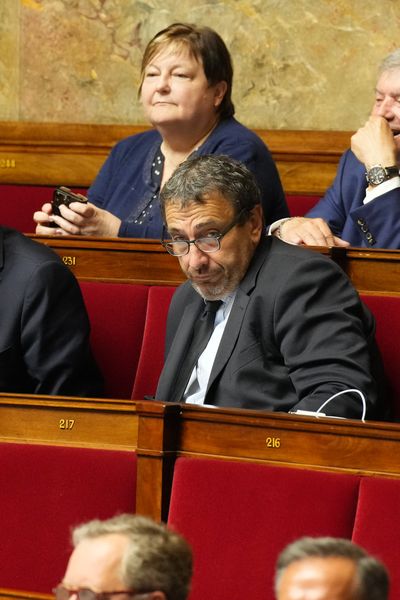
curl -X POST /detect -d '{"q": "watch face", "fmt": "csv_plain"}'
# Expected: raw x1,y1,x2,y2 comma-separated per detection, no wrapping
367,166,386,185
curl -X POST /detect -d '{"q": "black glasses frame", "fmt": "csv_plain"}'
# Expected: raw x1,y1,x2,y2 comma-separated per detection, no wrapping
161,208,248,257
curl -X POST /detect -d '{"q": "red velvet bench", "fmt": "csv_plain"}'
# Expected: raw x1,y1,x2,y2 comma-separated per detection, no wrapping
0,442,136,593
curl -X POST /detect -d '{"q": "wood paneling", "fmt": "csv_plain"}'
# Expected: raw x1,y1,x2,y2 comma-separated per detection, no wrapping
175,404,400,478
0,590,51,600
29,235,185,285
0,393,138,450
27,236,400,295
0,121,352,194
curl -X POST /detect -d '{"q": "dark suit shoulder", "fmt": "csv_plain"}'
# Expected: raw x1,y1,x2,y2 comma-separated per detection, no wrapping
1,227,61,265
252,236,349,284
0,227,79,304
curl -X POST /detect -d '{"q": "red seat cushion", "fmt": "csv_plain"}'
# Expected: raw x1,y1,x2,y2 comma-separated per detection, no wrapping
360,294,400,420
79,281,149,398
0,442,136,592
132,285,176,399
352,476,400,600
286,194,321,218
168,458,360,600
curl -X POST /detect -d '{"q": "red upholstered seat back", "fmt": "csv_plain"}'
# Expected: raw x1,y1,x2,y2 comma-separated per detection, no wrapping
168,458,360,600
286,194,320,217
0,185,87,233
132,285,176,400
0,442,136,593
360,294,400,420
352,477,400,600
79,281,149,398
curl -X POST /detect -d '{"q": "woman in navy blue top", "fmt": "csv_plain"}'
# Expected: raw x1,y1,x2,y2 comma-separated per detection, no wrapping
35,23,288,239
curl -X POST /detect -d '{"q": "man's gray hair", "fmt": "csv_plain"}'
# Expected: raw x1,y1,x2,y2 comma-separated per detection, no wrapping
72,514,192,600
378,48,400,75
275,537,389,600
159,154,262,224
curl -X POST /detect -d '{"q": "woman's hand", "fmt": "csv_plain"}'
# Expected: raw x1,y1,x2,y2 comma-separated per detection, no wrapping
34,201,121,237
34,203,57,235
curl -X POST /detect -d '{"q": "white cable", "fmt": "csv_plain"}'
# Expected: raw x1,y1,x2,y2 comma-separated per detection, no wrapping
316,388,367,422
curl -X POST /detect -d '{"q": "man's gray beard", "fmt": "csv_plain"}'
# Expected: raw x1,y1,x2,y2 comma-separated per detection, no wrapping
191,281,225,300
190,277,239,301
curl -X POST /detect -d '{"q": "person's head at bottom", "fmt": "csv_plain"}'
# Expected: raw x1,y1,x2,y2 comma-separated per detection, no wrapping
275,537,389,600
54,514,192,600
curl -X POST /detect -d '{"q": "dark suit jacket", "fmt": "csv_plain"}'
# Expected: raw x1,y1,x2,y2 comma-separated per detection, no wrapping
156,237,385,419
307,149,400,248
0,226,103,396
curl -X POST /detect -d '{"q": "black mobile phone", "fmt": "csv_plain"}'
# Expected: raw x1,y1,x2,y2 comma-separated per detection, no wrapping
46,186,88,228
52,186,87,217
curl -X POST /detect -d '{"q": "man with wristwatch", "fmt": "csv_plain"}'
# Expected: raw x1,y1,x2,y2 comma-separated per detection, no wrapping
273,48,400,248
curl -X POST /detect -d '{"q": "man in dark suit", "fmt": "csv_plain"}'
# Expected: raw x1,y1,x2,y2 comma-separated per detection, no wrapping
0,225,102,395
155,155,385,419
274,48,400,248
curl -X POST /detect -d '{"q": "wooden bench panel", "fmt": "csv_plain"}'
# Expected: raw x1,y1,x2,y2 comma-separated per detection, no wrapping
28,236,400,294
30,235,185,285
0,122,350,194
342,247,400,295
173,404,400,478
0,394,138,450
0,591,51,600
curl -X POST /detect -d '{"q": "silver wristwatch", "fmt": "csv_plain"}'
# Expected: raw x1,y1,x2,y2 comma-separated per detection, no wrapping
365,164,399,186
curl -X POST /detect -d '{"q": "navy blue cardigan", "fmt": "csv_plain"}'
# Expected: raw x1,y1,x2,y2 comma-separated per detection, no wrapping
88,117,288,238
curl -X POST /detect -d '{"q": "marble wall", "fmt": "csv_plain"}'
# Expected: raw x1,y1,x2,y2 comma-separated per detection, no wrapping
2,0,400,130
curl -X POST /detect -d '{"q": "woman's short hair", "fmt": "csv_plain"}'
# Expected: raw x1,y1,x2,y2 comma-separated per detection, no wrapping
139,22,234,120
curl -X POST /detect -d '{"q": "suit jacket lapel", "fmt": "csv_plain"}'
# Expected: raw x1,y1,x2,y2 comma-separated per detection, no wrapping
155,293,204,402
206,239,269,393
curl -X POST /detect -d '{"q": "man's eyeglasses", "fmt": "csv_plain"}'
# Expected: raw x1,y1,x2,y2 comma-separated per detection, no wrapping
53,585,153,600
161,208,248,257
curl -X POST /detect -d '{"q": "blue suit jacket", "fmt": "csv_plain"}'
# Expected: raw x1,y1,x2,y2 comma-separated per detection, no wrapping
307,149,400,248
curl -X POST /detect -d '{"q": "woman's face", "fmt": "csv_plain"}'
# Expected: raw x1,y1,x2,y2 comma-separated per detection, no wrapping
140,46,226,132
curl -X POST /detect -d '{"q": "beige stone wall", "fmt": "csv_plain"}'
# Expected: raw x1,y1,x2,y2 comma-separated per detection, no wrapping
3,0,400,130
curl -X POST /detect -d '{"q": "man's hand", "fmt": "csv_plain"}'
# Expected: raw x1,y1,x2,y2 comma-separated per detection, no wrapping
351,115,397,169
277,217,349,247
34,201,121,237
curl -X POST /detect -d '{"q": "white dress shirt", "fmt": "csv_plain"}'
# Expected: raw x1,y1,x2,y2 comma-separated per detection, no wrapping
183,292,236,406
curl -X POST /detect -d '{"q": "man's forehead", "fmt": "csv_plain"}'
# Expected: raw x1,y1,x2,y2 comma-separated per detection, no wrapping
63,535,129,589
278,556,358,600
165,194,234,229
376,68,400,93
